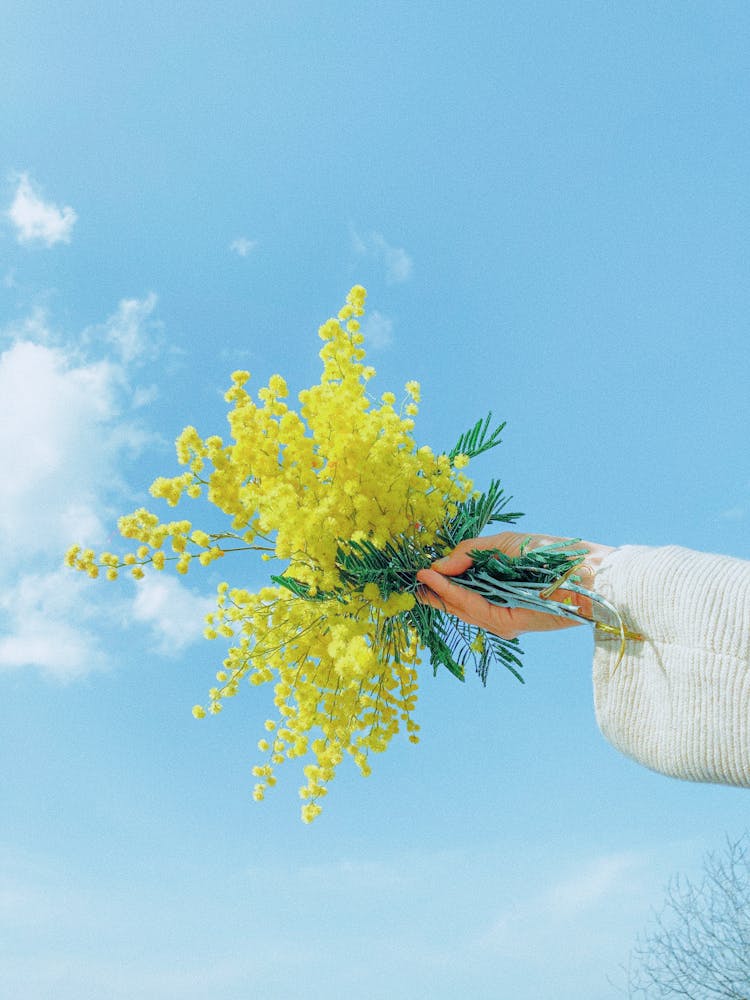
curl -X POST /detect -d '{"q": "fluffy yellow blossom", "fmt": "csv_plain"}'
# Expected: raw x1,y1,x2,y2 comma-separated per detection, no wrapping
68,286,476,823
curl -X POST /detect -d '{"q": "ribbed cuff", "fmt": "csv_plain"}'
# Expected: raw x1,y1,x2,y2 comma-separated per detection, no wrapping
591,545,750,787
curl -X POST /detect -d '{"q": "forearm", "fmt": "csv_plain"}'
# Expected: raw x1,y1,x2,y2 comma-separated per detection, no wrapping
591,544,750,786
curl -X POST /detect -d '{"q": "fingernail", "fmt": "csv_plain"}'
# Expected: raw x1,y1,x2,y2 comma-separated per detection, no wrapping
432,557,449,570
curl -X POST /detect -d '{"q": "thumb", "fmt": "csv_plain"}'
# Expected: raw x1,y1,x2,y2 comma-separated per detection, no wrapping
430,551,474,576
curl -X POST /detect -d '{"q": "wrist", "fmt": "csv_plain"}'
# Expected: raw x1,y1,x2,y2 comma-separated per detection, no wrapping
581,542,615,582
569,542,614,619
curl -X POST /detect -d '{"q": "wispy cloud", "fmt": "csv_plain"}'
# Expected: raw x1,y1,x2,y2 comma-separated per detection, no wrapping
351,228,414,284
6,172,77,247
544,852,643,916
296,857,408,892
0,327,139,676
0,843,320,1000
132,384,160,408
0,299,206,677
361,310,393,350
719,504,745,521
718,480,749,521
480,850,649,958
372,232,413,283
0,570,105,679
0,336,126,564
229,236,258,257
131,574,213,654
101,293,161,364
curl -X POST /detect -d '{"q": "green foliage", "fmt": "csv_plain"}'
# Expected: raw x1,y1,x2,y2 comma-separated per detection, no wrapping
448,413,506,461
270,575,341,602
406,599,524,684
336,537,428,598
437,478,522,551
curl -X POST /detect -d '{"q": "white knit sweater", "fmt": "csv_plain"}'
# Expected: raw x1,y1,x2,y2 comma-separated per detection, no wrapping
591,545,750,787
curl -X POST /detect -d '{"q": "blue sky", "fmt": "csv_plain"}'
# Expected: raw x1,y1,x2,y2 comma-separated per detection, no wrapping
2,3,750,998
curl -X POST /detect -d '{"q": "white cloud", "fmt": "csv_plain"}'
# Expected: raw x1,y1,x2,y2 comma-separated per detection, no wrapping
247,847,463,898
7,305,50,343
0,570,105,679
352,228,413,284
0,336,135,565
720,505,745,521
480,850,648,958
0,295,229,680
349,225,367,256
80,293,161,365
372,232,413,283
361,310,393,350
543,852,642,916
7,173,77,247
0,843,320,1000
102,293,160,364
297,858,407,891
230,236,258,257
0,300,185,677
132,384,159,408
131,574,213,654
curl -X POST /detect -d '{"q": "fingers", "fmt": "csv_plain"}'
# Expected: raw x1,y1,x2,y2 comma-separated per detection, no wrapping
431,530,588,577
416,567,458,599
414,531,606,641
416,568,518,638
414,583,447,612
416,568,477,618
428,532,526,577
429,551,474,575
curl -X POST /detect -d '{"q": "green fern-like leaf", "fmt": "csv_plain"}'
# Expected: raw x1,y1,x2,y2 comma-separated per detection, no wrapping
271,575,341,602
448,413,506,461
438,479,523,550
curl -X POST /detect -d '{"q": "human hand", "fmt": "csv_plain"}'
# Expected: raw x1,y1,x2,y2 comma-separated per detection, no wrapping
416,531,614,640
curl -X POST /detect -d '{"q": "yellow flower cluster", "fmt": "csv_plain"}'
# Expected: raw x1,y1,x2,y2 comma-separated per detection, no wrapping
67,286,473,821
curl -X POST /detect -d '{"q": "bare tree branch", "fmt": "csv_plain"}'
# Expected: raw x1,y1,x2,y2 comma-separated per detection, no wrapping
628,833,750,1000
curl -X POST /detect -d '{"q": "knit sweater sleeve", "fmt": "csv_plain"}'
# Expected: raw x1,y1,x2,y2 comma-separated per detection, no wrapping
591,545,750,786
